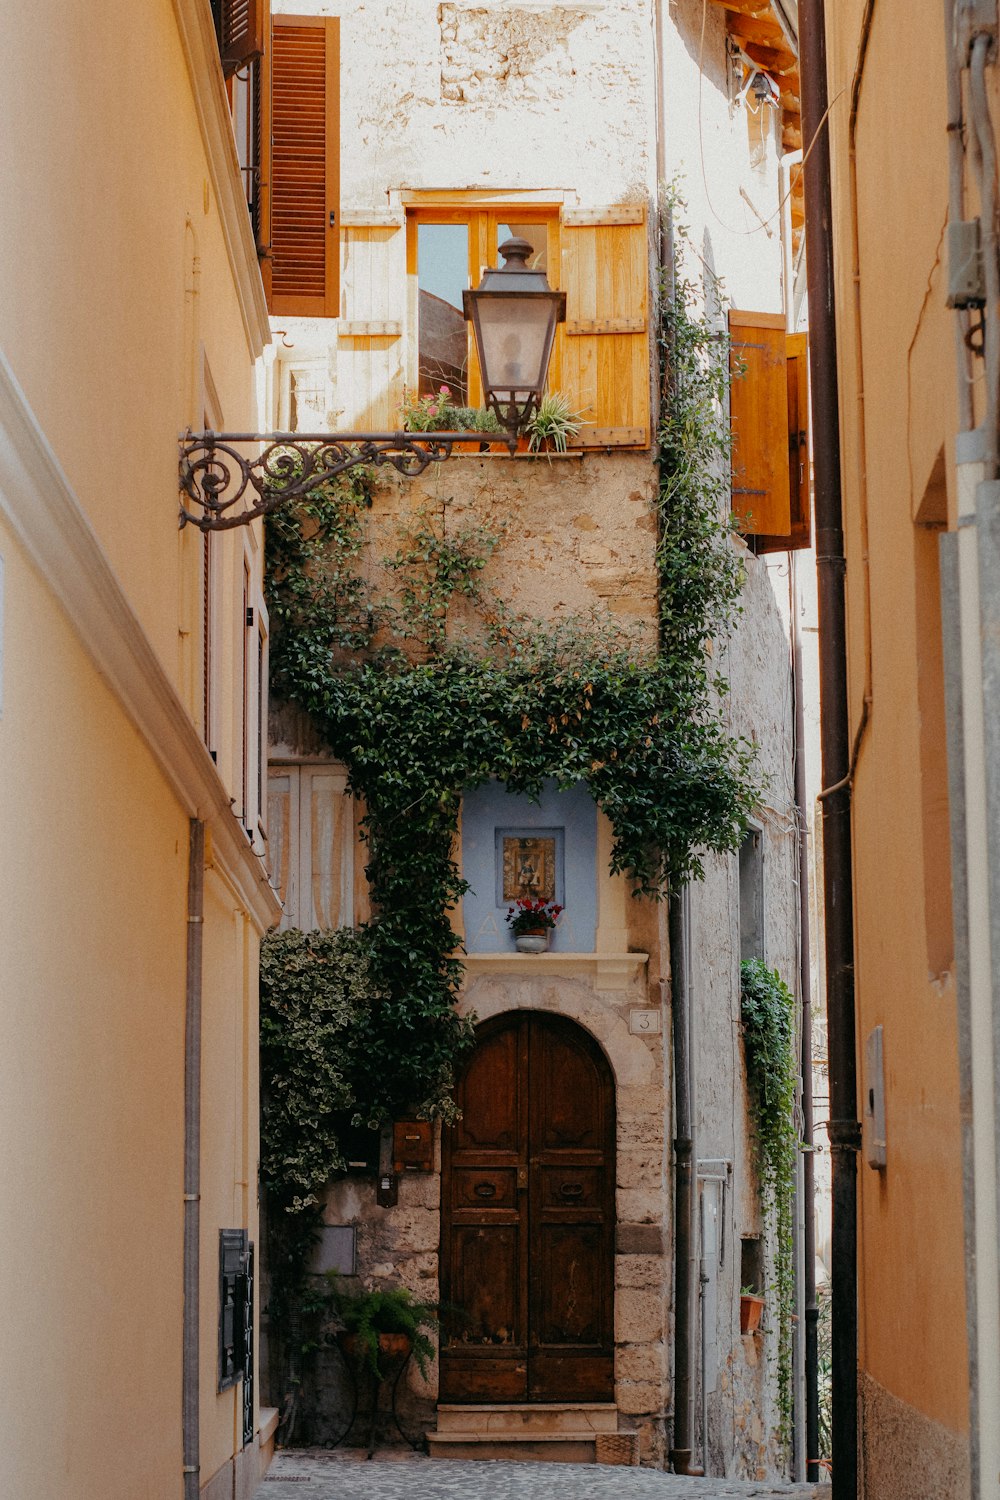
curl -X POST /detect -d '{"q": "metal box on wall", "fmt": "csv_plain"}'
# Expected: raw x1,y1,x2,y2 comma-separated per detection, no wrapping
393,1120,433,1173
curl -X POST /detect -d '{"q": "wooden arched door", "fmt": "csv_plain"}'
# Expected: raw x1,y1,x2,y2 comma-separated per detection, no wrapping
440,1011,615,1403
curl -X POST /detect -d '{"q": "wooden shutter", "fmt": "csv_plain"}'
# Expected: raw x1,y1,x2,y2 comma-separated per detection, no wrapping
266,765,353,929
263,17,340,318
337,225,406,427
756,332,811,553
214,0,266,77
729,313,811,551
559,206,650,447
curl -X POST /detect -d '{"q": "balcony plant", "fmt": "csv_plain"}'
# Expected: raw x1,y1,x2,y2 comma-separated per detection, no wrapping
400,387,504,444
526,391,583,453
506,898,563,953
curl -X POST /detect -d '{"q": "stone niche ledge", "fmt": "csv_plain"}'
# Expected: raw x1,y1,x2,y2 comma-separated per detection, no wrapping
462,952,649,991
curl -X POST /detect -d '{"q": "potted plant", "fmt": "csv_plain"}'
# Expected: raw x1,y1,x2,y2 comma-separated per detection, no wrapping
326,1275,439,1381
526,391,583,453
399,385,458,433
740,1286,765,1334
506,897,563,953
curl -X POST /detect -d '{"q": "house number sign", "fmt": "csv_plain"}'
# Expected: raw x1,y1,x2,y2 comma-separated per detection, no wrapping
629,1008,661,1036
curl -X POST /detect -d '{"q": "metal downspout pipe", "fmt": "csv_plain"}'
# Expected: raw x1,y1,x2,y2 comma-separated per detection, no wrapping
792,555,820,1484
798,2,861,1497
668,891,704,1476
183,820,205,1500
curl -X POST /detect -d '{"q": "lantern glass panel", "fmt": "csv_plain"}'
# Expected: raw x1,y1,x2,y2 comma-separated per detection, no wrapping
476,296,552,396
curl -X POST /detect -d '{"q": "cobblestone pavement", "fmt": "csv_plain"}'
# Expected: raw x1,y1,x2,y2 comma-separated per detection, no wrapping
255,1449,832,1500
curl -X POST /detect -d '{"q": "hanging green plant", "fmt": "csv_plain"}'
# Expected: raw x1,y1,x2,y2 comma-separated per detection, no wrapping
739,957,799,1454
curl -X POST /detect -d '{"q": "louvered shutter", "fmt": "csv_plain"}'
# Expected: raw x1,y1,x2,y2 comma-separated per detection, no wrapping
263,17,340,318
559,206,651,447
213,0,266,77
729,314,811,550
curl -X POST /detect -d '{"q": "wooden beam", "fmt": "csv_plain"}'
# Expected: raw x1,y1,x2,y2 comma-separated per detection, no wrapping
726,13,788,47
744,39,798,73
708,0,773,14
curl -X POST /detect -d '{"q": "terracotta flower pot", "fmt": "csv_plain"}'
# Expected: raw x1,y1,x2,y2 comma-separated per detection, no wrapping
338,1329,413,1378
740,1293,765,1334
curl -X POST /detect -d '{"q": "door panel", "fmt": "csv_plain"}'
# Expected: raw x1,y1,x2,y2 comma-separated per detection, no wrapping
440,1011,615,1403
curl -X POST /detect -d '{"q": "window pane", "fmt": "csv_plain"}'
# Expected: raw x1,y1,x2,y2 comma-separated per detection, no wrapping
417,222,469,402
497,221,548,273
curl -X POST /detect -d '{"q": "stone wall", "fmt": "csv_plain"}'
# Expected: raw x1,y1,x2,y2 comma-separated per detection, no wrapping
859,1370,970,1500
361,452,659,643
689,555,800,1478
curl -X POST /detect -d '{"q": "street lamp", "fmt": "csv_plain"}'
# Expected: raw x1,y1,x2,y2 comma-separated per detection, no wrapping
178,241,566,532
464,236,566,433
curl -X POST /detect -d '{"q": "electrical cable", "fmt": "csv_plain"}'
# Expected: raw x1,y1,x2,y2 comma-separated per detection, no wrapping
695,0,847,240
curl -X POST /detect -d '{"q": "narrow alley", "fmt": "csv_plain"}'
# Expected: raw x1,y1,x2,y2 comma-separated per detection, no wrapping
256,1452,831,1500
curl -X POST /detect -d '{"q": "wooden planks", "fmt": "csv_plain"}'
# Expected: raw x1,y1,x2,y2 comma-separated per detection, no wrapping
729,309,791,538
559,207,650,447
338,225,405,426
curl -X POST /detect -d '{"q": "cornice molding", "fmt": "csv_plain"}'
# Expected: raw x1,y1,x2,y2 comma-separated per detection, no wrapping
0,349,281,932
170,0,271,357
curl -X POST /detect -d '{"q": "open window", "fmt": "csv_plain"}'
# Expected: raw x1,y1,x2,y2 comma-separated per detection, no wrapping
729,311,810,552
406,209,560,409
333,200,652,443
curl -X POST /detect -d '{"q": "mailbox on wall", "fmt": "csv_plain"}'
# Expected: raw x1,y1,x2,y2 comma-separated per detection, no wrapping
393,1120,434,1174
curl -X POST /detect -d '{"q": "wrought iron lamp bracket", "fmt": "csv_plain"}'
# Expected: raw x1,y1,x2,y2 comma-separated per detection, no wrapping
178,427,518,532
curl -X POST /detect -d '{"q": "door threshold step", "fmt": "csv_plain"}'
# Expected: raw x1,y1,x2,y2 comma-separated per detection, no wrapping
428,1432,599,1464
435,1402,618,1435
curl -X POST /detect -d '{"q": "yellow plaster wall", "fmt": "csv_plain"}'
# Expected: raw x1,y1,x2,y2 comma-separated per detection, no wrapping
0,518,189,1496
0,1,272,1493
825,0,968,1451
0,0,259,750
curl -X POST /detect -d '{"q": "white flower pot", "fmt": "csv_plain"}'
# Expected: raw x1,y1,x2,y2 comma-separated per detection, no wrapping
515,932,550,954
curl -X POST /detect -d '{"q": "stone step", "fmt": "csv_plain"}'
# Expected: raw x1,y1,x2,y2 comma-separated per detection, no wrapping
435,1402,618,1436
427,1431,599,1464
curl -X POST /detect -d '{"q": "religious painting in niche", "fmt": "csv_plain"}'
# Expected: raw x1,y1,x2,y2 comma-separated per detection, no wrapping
502,835,557,903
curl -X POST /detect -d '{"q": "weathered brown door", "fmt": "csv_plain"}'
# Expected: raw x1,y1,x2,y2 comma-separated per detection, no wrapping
440,1011,615,1403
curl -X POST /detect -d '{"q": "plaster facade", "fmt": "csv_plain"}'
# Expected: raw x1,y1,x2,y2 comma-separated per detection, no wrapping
0,3,280,1497
822,3,972,1493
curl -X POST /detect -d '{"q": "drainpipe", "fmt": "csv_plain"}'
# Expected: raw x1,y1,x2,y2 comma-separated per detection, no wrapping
668,891,704,1476
183,820,205,1500
792,554,820,1484
798,3,861,1498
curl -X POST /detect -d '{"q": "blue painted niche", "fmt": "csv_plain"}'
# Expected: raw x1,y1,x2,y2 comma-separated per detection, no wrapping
461,780,598,953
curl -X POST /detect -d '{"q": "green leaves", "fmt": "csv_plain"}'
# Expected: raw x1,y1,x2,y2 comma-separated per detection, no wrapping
262,179,764,1197
260,927,383,1212
740,958,799,1453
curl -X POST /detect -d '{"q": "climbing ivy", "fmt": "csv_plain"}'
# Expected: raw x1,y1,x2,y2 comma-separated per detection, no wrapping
739,957,799,1454
263,191,761,1145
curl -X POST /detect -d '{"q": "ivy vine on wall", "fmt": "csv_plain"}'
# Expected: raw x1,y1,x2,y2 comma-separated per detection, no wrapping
262,190,761,1170
739,957,799,1454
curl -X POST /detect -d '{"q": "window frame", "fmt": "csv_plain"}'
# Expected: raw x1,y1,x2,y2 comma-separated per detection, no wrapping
405,205,562,411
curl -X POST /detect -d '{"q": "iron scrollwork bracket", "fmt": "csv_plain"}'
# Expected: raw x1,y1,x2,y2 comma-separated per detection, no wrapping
178,428,517,532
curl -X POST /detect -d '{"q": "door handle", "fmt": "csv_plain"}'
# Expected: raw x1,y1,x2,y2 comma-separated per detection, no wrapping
517,1166,528,1192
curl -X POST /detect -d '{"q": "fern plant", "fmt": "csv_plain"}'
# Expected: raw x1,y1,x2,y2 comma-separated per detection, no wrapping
326,1275,439,1380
